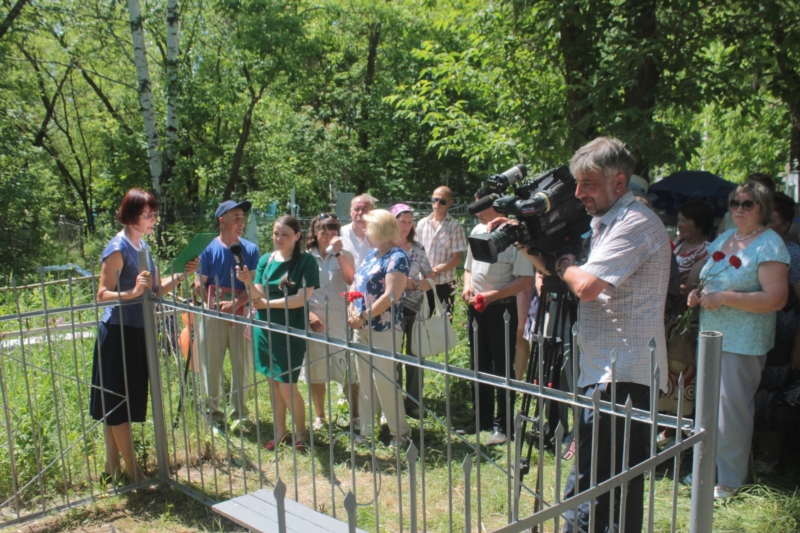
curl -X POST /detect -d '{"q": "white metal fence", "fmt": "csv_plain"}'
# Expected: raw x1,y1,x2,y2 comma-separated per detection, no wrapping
0,261,722,532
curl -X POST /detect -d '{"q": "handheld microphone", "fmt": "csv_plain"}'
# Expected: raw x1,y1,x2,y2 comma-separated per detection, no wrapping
229,242,245,268
468,194,500,215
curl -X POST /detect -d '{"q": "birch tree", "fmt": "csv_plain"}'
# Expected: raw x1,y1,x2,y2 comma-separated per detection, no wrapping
127,0,163,196
165,0,180,178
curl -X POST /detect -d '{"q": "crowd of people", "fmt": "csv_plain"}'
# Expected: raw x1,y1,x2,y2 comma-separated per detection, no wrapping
90,137,800,532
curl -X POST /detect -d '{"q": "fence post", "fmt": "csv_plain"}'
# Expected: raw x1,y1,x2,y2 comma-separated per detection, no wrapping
138,249,171,481
689,331,723,533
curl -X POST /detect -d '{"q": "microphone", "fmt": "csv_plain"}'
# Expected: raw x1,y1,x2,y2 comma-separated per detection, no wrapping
229,242,245,269
468,194,500,215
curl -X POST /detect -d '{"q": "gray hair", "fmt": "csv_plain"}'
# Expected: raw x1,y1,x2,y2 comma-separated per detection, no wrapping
569,137,635,181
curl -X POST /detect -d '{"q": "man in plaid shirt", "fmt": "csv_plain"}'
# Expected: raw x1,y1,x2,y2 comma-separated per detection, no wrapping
415,186,467,316
526,137,670,533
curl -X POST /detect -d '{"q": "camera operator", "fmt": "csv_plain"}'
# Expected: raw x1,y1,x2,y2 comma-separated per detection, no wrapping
458,189,535,445
522,138,670,533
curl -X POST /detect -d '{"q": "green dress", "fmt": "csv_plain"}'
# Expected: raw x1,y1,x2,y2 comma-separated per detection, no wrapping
253,252,319,382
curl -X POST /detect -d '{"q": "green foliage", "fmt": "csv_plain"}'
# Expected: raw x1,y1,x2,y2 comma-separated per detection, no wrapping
0,0,799,276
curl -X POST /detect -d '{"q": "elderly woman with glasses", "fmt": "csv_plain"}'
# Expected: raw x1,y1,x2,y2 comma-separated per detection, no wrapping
688,181,789,499
304,213,358,431
347,209,412,447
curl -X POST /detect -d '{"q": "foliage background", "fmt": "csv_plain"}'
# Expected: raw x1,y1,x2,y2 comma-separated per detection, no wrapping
0,0,798,279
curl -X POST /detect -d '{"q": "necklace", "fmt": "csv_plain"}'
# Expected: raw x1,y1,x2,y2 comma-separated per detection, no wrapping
734,225,764,241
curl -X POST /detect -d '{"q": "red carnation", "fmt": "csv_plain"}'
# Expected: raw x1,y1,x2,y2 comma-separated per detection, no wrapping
712,251,726,262
670,240,676,252
474,293,487,313
341,291,365,302
729,255,742,269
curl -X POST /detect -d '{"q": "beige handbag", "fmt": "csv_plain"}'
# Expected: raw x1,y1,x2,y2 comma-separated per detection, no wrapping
410,278,458,357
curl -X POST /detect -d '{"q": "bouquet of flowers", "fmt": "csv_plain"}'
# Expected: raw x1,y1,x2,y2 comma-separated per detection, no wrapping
341,291,365,303
674,251,741,337
474,293,487,313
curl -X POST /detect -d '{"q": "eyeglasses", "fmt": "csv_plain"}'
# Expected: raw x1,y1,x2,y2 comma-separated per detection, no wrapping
319,213,338,221
431,197,448,205
141,211,159,221
729,199,757,211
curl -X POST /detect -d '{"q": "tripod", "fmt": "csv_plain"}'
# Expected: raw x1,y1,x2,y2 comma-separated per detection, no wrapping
516,275,578,526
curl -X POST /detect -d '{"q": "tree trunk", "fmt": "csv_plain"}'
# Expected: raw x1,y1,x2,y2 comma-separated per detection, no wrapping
127,0,164,196
0,0,29,41
223,94,260,201
165,0,180,177
559,9,596,150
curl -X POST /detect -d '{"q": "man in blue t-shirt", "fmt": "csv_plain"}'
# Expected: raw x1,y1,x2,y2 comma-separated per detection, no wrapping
196,200,260,423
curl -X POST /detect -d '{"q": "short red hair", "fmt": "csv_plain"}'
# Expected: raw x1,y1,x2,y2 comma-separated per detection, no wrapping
117,188,159,226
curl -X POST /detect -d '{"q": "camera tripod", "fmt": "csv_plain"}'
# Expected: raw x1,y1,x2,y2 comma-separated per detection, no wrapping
515,274,578,527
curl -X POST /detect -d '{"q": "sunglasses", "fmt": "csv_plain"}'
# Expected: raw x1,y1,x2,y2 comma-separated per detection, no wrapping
431,197,448,205
729,199,757,211
319,212,338,221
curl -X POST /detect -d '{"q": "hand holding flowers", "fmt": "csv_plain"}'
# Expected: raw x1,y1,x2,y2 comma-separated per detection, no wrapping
676,251,741,336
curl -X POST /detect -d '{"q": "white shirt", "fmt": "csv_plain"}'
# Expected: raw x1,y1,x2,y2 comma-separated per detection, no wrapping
341,223,374,269
308,247,353,313
464,223,534,293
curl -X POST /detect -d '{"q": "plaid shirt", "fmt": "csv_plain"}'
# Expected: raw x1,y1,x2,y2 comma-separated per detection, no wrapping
416,214,467,285
577,192,671,392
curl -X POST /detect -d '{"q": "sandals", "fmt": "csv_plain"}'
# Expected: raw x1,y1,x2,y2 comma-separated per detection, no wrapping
265,434,309,451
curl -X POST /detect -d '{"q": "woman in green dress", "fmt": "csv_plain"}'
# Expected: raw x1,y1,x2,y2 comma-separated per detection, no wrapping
238,215,319,450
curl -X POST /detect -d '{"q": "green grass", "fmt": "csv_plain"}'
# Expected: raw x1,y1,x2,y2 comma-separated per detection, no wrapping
2,276,800,532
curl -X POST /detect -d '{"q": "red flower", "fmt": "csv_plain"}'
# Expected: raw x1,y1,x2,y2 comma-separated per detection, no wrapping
670,240,676,252
712,251,726,262
341,291,365,302
729,255,742,269
474,293,487,313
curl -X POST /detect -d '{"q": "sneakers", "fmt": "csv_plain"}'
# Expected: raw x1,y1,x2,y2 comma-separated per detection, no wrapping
714,485,739,499
486,431,507,446
657,431,676,448
312,417,327,431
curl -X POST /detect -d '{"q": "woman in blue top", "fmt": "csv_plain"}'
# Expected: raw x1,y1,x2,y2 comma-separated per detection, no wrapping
238,215,319,451
90,188,198,484
347,209,412,447
688,181,789,498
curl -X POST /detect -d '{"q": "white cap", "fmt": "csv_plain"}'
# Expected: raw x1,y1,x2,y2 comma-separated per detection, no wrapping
628,174,649,198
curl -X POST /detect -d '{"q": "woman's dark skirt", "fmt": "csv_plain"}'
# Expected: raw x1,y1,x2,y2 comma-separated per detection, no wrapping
89,321,149,426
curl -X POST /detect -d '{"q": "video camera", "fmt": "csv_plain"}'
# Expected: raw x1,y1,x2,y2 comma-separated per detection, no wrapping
468,165,591,265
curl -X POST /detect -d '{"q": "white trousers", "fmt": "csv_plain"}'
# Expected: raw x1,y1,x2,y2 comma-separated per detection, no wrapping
353,327,410,439
199,315,253,419
716,350,766,488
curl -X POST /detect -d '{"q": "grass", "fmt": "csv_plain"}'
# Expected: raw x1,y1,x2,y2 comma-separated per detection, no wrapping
2,275,800,532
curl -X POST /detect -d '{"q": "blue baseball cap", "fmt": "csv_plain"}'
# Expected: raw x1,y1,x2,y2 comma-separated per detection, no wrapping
215,200,252,220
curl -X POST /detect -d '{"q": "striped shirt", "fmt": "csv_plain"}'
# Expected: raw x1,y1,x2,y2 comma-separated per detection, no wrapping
415,214,467,285
577,192,671,392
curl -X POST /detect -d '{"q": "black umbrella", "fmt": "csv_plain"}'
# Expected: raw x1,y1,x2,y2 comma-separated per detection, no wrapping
650,170,736,217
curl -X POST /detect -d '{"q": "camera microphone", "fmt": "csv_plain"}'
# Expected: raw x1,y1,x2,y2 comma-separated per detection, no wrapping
468,194,500,215
229,242,245,268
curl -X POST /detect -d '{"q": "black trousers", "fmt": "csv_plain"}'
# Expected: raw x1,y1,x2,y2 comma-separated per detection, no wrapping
426,283,455,318
467,301,518,434
562,382,650,533
399,308,423,410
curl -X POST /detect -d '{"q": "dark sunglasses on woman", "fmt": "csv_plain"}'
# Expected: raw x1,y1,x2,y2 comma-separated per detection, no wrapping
729,199,756,211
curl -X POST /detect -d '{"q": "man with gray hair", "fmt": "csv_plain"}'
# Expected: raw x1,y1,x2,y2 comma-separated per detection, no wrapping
526,137,670,532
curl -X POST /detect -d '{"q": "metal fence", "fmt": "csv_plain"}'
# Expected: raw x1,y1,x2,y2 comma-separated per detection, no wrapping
0,262,721,532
